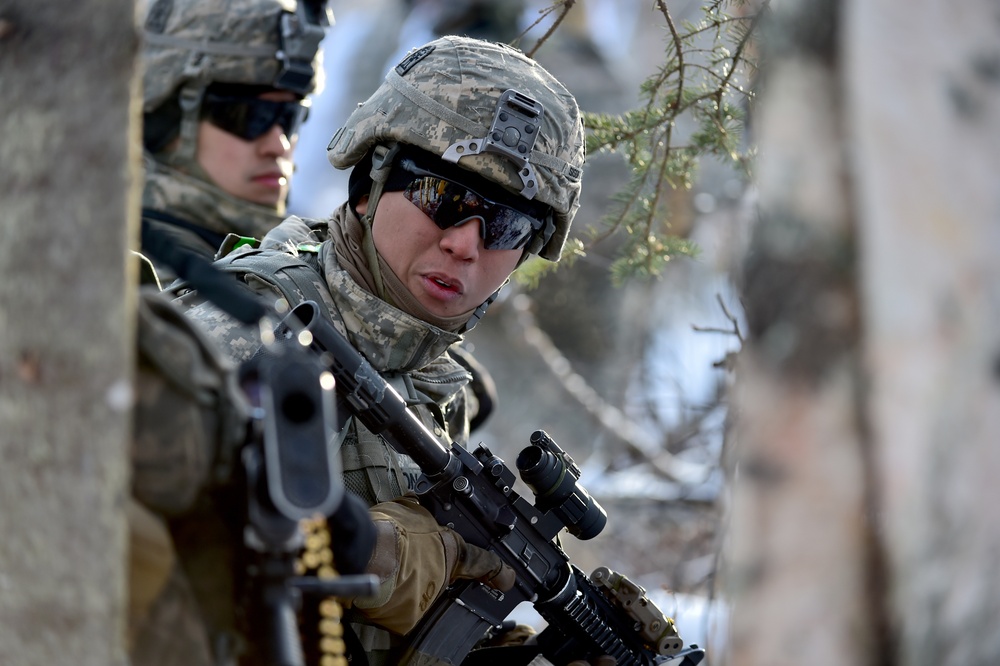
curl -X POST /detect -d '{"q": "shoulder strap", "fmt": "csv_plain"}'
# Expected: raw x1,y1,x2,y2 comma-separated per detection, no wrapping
142,207,227,253
213,246,338,324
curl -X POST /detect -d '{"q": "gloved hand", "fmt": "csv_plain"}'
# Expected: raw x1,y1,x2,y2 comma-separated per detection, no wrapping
350,494,515,635
328,491,376,575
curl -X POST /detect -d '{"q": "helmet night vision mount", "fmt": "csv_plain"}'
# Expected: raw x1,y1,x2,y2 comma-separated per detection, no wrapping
443,89,545,200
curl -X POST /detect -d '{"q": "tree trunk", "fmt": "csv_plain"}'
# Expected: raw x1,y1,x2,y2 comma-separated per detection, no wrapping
726,1,1000,665
0,2,140,664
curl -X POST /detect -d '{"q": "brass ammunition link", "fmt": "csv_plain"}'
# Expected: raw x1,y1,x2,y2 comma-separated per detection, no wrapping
300,517,348,666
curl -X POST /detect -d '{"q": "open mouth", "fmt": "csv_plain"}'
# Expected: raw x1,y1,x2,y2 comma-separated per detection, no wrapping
425,274,462,295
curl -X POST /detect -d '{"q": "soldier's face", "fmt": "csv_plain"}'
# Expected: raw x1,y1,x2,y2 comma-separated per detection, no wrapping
195,90,298,208
361,191,522,319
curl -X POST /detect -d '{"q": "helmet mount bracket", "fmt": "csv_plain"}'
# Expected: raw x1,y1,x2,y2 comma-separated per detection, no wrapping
275,2,329,95
442,89,543,200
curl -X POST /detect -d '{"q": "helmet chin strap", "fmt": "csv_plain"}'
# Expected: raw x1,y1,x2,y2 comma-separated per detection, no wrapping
358,143,403,301
463,285,503,332
159,75,212,180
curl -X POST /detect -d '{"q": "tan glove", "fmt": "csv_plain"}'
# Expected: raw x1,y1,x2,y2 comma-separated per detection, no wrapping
351,494,515,635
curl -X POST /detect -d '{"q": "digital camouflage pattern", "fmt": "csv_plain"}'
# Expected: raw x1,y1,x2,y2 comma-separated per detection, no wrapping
142,0,325,112
131,289,251,666
132,0,330,661
133,33,588,664
151,212,479,657
142,154,286,283
327,35,585,261
178,213,469,381
139,0,328,282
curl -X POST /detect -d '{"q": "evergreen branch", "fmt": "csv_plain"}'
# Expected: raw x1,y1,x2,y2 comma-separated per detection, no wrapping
536,1,761,283
587,170,651,246
682,13,756,40
656,0,686,117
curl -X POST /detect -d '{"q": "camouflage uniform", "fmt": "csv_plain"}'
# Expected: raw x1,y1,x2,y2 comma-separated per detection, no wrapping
135,34,585,666
138,0,327,284
141,157,284,281
177,210,474,503
150,208,474,664
131,288,251,665
130,0,327,663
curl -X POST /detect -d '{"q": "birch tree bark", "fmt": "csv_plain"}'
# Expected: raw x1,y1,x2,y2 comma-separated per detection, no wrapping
0,1,140,664
849,1,1000,664
725,0,1000,665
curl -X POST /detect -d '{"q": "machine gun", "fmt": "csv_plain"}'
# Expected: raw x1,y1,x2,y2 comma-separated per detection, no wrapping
138,222,380,665
277,300,706,666
235,331,379,666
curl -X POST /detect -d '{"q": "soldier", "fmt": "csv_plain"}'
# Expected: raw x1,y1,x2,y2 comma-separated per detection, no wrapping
137,0,328,286
157,35,588,665
129,0,338,664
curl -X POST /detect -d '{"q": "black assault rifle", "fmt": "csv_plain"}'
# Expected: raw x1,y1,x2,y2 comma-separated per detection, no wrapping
277,300,706,666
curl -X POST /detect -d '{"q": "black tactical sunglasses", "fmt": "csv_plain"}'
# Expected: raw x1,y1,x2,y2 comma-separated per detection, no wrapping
397,159,549,251
201,94,310,141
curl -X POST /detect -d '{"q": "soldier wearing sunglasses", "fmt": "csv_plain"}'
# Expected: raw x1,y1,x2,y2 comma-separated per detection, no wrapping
176,34,585,664
129,0,331,664
138,0,328,287
140,34,589,666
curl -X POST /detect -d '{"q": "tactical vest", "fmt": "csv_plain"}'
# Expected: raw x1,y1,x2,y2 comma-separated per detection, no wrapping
208,239,473,664
211,240,440,507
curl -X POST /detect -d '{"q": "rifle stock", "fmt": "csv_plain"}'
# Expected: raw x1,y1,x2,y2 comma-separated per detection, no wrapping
281,301,705,666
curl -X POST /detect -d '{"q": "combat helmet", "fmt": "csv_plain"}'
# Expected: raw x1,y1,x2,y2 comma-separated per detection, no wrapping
327,35,585,262
141,0,330,161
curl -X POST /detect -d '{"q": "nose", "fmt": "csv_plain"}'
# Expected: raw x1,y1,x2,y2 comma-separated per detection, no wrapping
439,216,482,261
257,123,293,157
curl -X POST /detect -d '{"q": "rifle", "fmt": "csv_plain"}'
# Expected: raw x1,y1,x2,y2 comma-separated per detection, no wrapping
141,220,702,665
277,300,706,666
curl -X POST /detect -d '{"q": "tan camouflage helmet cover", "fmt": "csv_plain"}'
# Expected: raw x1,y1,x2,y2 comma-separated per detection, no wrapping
141,0,329,112
327,35,585,262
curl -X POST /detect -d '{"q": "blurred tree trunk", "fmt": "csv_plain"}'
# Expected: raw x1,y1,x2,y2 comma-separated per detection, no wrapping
726,1,1000,665
0,2,140,665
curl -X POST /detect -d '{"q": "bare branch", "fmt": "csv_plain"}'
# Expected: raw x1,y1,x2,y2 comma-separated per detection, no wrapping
523,0,577,59
499,293,713,485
